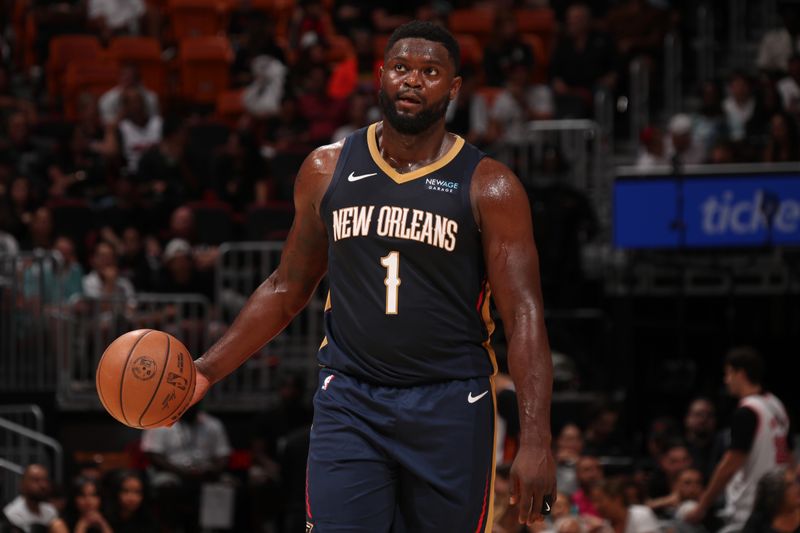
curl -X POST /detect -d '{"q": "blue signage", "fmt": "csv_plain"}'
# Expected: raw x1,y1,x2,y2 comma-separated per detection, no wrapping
614,172,800,248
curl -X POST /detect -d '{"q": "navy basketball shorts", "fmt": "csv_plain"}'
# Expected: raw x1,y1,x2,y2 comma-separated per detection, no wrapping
306,367,497,533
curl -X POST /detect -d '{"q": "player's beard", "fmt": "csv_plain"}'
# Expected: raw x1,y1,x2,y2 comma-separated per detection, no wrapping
378,87,450,135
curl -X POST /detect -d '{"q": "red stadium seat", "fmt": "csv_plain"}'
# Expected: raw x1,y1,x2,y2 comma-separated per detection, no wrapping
326,34,356,63
178,36,233,104
216,89,245,125
520,33,550,84
63,60,121,119
108,36,168,99
167,0,227,41
46,35,103,97
515,9,557,55
454,34,483,67
448,7,495,44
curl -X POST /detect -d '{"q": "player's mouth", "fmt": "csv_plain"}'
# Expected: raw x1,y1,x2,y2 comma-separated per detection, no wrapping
396,92,423,109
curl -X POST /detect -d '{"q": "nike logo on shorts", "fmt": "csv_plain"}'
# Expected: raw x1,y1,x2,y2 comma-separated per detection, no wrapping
347,171,377,182
467,391,488,403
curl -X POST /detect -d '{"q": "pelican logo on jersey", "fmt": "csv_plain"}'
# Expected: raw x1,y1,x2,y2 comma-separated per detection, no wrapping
331,205,459,251
425,177,459,194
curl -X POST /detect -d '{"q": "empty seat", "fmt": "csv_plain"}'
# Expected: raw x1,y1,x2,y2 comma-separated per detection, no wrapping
168,0,227,41
448,8,495,43
515,8,556,52
63,60,121,119
108,36,168,98
46,35,103,97
216,90,245,125
178,36,233,104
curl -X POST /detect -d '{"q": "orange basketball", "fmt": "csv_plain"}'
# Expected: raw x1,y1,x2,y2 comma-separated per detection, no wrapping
96,329,197,429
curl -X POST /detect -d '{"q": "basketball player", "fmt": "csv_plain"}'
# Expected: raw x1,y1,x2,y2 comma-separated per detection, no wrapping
184,21,556,532
684,347,792,533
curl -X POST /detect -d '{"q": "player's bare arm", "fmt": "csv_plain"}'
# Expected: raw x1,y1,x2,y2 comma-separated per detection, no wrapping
189,142,342,404
472,156,556,525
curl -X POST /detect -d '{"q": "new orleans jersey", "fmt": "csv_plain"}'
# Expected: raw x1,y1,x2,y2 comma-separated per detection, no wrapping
318,123,496,386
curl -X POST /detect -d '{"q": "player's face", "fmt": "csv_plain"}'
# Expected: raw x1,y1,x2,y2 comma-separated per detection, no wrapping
379,38,461,135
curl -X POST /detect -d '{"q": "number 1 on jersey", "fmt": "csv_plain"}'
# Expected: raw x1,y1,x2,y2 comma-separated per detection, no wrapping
380,251,401,314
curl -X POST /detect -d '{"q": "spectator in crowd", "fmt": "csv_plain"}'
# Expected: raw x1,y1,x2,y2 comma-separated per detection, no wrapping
635,126,668,169
491,61,555,141
708,141,736,164
297,65,348,145
19,206,54,252
99,65,159,128
572,455,604,517
155,238,214,301
164,206,218,269
0,65,37,121
550,2,617,118
114,225,158,292
0,176,37,244
723,72,761,144
115,87,163,175
685,348,792,532
555,423,584,496
777,55,800,114
105,470,158,533
763,111,800,162
583,404,627,457
289,0,333,50
647,441,693,501
742,467,800,533
82,240,136,302
261,96,314,200
668,467,707,529
88,0,146,41
47,124,107,201
212,129,264,211
141,403,231,533
603,0,670,68
2,464,59,532
666,113,706,166
691,80,728,156
23,235,84,304
51,476,113,533
591,478,661,533
683,397,718,479
0,111,46,188
482,12,535,88
332,91,375,142
445,65,492,148
136,114,187,228
30,0,87,64
242,54,289,119
756,6,800,74
0,229,18,254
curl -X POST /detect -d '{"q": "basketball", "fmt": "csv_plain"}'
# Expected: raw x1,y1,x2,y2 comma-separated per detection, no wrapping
96,329,197,429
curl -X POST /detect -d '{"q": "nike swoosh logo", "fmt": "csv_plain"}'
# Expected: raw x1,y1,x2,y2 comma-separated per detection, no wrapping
544,501,551,512
467,391,489,404
347,171,377,182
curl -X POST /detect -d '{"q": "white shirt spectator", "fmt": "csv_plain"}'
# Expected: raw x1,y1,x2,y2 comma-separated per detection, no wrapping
757,28,800,72
82,270,136,301
3,495,58,533
119,114,163,174
141,412,231,472
723,97,755,141
490,86,554,141
88,0,145,32
625,505,661,533
99,86,159,126
0,231,19,255
777,76,800,112
242,55,287,117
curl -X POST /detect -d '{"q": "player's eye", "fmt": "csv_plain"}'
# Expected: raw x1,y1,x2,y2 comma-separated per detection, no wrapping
394,64,406,72
425,67,439,76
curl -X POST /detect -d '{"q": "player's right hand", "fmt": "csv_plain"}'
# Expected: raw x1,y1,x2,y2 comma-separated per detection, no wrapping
189,366,211,408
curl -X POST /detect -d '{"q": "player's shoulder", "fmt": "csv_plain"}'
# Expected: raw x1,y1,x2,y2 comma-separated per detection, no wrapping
302,140,346,177
471,156,525,199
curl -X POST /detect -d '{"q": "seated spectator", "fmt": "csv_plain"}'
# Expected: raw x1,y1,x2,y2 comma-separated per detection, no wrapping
231,15,287,87
0,112,47,190
491,62,555,141
2,464,59,533
635,126,668,170
114,225,158,291
777,55,800,115
47,124,107,200
99,65,159,127
763,111,800,162
556,423,585,496
445,66,491,148
164,206,219,270
0,176,37,245
756,6,800,74
19,206,54,252
141,404,231,533
242,55,289,118
297,65,348,145
155,238,214,301
592,478,661,533
115,88,163,175
0,65,37,121
666,114,706,166
136,114,187,223
483,12,535,88
583,403,627,457
23,235,84,305
723,72,762,143
51,476,113,533
691,80,728,156
646,441,693,504
669,468,707,530
289,0,333,50
742,467,800,533
212,129,265,211
683,398,718,480
572,455,604,517
88,0,146,41
105,470,158,533
83,240,136,303
709,141,736,164
0,230,18,254
550,3,617,118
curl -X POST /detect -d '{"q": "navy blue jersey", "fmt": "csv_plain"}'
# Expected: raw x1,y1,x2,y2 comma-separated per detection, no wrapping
318,123,496,386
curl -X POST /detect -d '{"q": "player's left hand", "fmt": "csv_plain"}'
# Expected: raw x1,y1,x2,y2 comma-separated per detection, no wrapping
509,444,557,525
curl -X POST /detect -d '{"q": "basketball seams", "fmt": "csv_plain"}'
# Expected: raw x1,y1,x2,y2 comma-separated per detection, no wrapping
137,331,172,428
119,329,153,427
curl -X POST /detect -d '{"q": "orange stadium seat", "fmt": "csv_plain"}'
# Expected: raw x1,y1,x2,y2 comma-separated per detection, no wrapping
108,36,168,99
448,7,495,44
178,36,233,104
515,9,557,54
454,34,483,67
63,60,120,119
216,89,245,125
46,35,103,97
520,33,550,84
167,0,227,41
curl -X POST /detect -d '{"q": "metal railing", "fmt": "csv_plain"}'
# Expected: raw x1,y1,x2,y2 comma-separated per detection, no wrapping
695,3,715,84
663,32,683,119
0,417,63,503
629,57,650,148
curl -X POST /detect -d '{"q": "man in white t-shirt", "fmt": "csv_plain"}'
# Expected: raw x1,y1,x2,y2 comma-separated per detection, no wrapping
684,347,792,533
116,87,162,175
777,55,800,114
2,464,59,533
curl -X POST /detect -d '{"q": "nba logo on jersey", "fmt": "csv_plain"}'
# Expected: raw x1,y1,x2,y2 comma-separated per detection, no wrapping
321,374,335,391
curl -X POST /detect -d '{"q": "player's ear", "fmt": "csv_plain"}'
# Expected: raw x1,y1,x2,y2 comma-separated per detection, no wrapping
449,76,462,101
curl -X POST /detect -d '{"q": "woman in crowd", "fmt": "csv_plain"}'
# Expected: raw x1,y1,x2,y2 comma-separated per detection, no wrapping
50,476,113,533
743,467,800,533
105,470,158,533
